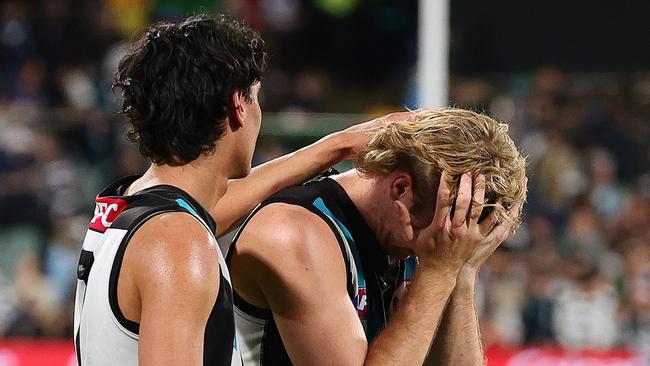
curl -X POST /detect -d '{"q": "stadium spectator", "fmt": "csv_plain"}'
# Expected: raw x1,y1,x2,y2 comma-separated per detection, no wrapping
0,1,648,359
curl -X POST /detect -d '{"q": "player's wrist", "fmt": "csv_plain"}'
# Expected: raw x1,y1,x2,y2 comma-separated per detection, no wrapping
328,128,358,161
456,266,479,292
328,121,374,162
418,260,460,281
298,133,345,169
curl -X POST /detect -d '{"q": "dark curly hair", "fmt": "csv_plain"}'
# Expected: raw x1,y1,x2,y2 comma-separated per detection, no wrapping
114,13,267,165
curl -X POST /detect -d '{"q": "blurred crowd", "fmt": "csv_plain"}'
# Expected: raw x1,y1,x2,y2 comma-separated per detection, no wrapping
455,69,650,353
0,0,649,355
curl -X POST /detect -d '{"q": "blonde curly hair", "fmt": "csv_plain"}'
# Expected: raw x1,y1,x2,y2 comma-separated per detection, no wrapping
354,108,527,229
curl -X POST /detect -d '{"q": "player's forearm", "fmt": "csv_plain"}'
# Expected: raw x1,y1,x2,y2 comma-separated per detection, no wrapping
213,132,352,236
427,268,484,366
365,265,458,366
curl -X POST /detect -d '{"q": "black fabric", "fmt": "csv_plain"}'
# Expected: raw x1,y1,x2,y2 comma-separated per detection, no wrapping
261,318,291,366
75,329,82,366
229,172,403,364
204,271,235,365
108,205,179,335
77,250,94,285
310,178,402,340
233,290,272,320
88,175,233,365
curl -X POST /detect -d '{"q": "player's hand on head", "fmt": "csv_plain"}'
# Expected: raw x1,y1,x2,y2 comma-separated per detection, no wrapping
411,171,516,272
338,110,418,160
462,176,527,272
411,171,472,270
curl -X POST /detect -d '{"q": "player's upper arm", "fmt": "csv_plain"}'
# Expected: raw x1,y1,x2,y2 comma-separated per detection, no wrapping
127,212,220,366
234,203,368,366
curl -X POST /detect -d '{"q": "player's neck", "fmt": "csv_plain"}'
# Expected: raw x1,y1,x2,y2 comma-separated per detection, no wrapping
334,170,386,239
129,153,230,211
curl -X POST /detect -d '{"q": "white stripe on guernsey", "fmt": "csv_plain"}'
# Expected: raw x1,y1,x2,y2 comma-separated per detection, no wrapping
101,228,139,340
234,306,264,366
81,229,105,252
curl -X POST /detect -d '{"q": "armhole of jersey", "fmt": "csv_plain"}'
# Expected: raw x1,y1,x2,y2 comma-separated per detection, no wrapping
107,206,197,336
226,196,318,260
262,197,356,299
226,203,262,263
227,198,356,314
233,289,272,320
227,202,276,322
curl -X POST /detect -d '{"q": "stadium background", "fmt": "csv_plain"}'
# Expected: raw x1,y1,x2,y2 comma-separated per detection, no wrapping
0,0,649,365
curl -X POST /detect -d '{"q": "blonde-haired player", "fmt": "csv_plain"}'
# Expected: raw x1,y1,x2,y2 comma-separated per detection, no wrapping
228,108,527,365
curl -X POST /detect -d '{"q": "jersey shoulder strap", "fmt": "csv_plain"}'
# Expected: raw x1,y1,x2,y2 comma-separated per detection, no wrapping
227,173,359,302
81,179,220,335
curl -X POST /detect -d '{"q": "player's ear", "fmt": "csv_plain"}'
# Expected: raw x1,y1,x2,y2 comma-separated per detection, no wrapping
390,172,415,241
227,90,246,131
390,172,414,203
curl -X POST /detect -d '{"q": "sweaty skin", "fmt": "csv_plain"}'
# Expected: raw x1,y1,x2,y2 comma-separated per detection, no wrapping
213,111,413,236
119,213,220,366
113,110,412,366
230,171,520,365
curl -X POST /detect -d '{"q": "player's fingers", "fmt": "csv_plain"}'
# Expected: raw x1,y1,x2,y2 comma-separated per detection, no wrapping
468,174,486,226
484,221,511,247
432,171,453,229
485,200,522,243
451,173,472,230
387,110,418,122
479,197,502,236
480,229,508,260
506,200,524,223
524,176,529,191
478,209,498,237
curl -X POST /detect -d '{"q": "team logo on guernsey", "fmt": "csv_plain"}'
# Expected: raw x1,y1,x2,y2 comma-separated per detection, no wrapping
354,287,368,317
89,196,127,233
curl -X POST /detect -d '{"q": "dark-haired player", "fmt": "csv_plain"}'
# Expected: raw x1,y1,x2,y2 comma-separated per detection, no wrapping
73,14,403,366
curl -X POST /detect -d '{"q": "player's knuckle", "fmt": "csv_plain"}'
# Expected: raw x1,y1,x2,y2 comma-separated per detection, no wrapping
457,194,470,206
438,189,452,199
470,208,481,219
451,226,465,237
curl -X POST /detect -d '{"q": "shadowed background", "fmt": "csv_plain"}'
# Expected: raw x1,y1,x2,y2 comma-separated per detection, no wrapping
0,0,648,364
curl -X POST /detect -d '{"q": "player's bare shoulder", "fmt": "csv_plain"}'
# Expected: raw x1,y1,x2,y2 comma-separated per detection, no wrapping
232,202,347,294
235,202,340,261
122,212,220,308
